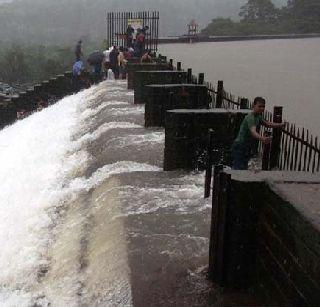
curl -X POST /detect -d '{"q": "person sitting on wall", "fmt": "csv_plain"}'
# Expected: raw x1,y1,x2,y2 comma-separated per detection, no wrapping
231,97,286,170
140,50,152,63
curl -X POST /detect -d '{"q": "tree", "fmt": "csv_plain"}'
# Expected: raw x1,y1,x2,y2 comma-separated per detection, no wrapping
286,0,320,18
0,45,30,83
239,0,278,22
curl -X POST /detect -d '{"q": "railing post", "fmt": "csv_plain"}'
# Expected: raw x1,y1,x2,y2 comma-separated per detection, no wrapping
198,73,204,85
240,98,248,109
177,62,182,71
216,80,223,108
262,131,272,170
204,129,214,198
208,167,228,282
169,59,173,69
270,106,283,169
187,68,192,83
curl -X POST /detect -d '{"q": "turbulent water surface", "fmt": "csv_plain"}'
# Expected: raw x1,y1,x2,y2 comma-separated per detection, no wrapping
160,38,320,135
0,81,220,306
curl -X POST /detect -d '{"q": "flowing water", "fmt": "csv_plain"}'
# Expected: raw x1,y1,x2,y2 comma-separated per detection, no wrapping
0,81,225,306
160,38,320,135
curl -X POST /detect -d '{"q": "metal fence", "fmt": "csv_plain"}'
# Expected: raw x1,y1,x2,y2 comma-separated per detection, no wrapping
203,79,320,173
106,11,159,52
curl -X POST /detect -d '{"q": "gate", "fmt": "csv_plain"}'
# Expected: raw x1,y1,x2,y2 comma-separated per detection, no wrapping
106,11,159,53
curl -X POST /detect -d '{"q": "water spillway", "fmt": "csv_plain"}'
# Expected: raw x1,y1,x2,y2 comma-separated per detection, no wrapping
0,81,215,306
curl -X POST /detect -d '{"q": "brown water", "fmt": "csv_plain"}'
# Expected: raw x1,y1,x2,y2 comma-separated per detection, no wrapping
159,38,320,136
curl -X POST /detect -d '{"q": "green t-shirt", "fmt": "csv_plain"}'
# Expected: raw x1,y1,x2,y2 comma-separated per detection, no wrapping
235,113,263,145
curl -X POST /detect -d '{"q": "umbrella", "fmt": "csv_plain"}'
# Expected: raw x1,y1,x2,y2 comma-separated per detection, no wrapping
87,50,104,65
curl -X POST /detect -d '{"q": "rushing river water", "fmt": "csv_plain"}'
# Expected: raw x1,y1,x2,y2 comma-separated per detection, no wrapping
0,81,222,306
160,38,320,136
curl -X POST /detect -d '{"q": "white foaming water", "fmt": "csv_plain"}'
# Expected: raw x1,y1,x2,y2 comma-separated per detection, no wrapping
0,88,94,305
68,161,161,193
108,106,144,116
106,132,165,147
0,81,160,306
0,80,208,306
76,122,143,145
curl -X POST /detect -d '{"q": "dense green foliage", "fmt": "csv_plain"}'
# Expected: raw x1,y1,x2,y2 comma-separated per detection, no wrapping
202,0,320,35
0,41,103,85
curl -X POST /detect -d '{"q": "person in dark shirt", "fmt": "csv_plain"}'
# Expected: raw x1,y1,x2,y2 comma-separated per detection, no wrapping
126,25,134,48
75,40,82,61
232,97,286,170
109,46,119,79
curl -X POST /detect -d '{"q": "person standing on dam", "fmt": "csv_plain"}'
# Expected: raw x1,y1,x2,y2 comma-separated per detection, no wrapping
232,97,285,170
75,40,83,61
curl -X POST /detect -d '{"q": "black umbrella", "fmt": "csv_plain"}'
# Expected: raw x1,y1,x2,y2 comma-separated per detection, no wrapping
87,50,104,65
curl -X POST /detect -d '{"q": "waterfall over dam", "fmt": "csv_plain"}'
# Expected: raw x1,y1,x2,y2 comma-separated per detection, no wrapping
0,81,215,306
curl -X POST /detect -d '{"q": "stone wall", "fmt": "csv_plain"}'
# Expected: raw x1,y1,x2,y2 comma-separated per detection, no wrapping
144,84,210,127
210,170,320,305
126,62,172,90
164,109,249,171
0,71,75,129
133,70,187,104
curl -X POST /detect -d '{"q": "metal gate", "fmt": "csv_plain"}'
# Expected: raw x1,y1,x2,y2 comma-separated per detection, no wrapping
106,11,159,53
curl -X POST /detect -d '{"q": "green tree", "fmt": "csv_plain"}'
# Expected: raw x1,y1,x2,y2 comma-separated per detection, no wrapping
201,18,239,36
0,45,30,83
239,0,278,22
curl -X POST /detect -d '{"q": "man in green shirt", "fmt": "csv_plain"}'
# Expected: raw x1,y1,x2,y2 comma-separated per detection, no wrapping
232,97,285,170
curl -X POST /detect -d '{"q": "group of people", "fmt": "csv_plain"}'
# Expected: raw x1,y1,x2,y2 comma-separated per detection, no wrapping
72,26,152,90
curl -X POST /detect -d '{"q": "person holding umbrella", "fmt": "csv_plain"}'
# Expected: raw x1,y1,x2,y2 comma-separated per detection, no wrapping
87,50,104,83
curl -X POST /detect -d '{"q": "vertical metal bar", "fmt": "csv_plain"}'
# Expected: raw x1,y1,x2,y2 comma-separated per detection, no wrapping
198,73,205,85
156,11,159,52
298,128,304,171
216,80,223,108
312,137,318,172
303,129,309,171
204,129,215,198
307,136,313,172
293,129,299,171
240,98,248,109
269,106,283,169
208,164,224,279
187,69,192,83
316,140,320,172
289,125,296,170
177,62,182,71
262,131,272,170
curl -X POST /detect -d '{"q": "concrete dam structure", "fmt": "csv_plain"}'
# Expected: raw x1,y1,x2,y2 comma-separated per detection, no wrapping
0,81,218,306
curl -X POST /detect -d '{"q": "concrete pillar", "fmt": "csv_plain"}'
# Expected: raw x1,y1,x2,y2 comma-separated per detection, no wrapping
144,84,209,127
134,71,188,104
164,109,250,171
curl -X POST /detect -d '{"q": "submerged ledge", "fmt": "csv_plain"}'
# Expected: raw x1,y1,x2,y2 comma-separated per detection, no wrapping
159,33,320,44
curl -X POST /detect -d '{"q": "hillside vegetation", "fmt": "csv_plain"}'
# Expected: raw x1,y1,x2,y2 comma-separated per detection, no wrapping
202,0,320,36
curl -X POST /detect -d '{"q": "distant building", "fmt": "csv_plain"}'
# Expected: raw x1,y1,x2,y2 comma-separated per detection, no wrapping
187,19,199,43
